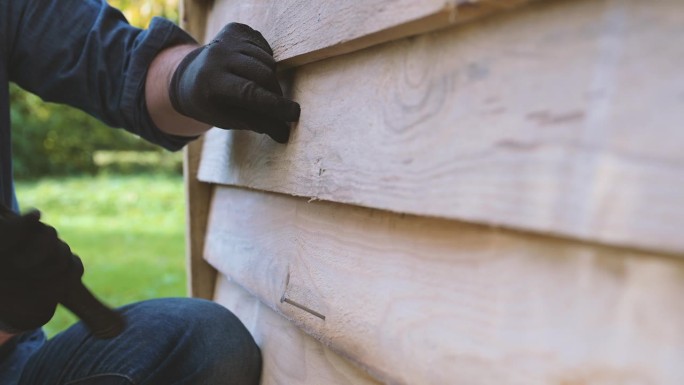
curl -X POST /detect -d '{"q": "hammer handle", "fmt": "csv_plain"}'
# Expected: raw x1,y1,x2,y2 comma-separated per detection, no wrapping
0,205,125,338
62,278,125,339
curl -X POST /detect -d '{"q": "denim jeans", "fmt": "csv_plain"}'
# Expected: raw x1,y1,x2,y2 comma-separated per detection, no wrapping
7,298,261,384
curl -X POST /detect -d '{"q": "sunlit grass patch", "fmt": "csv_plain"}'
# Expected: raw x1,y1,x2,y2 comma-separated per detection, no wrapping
15,174,187,337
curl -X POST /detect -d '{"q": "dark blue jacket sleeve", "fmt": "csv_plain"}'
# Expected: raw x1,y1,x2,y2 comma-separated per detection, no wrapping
1,0,198,150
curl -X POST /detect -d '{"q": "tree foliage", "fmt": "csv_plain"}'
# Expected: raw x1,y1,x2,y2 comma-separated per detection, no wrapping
10,0,181,179
111,0,179,29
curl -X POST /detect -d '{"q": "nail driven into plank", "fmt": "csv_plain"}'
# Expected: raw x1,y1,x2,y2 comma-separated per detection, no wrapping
280,269,326,320
281,297,326,320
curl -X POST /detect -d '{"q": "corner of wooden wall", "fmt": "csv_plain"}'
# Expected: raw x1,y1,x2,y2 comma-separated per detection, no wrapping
181,0,217,300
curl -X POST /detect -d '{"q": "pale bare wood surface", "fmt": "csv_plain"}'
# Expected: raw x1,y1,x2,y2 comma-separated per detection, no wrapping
199,0,684,255
181,0,216,299
205,185,684,385
180,0,210,41
183,139,216,299
205,0,531,67
214,275,382,385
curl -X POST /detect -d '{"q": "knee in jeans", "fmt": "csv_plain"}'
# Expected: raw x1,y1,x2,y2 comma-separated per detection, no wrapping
123,298,262,383
179,299,262,383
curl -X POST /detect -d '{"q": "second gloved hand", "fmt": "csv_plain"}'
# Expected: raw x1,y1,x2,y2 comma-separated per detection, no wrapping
0,210,83,333
169,23,301,143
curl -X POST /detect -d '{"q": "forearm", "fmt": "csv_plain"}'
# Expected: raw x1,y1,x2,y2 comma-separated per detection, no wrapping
0,331,15,347
145,44,212,137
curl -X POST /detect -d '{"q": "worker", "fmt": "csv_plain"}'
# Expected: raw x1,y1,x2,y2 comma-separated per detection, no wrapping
0,0,300,383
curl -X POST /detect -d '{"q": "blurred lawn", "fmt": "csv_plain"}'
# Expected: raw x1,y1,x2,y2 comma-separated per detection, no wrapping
15,174,187,337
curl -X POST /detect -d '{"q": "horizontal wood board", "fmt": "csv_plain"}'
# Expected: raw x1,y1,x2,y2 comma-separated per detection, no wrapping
214,275,381,385
204,185,684,385
205,0,532,67
199,0,684,255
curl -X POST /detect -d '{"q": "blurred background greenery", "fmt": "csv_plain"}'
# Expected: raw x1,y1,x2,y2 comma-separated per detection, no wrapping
11,0,181,179
11,0,187,337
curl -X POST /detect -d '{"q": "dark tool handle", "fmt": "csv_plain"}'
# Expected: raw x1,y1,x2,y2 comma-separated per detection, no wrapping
0,204,125,338
62,279,126,339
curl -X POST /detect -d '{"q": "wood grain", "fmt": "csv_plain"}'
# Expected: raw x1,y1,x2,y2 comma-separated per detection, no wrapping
180,0,210,42
205,185,684,385
183,138,216,299
199,0,684,255
205,0,531,67
214,275,382,385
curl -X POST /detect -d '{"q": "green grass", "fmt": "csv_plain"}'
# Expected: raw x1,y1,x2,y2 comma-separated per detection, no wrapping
15,174,187,337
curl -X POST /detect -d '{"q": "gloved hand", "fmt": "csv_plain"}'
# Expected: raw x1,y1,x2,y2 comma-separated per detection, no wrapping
169,23,300,143
0,210,83,333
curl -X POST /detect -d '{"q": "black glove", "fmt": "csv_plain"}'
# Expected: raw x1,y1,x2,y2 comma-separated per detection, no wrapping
0,210,83,333
169,23,300,143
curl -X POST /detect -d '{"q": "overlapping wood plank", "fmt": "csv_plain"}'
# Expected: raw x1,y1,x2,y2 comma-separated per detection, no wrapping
205,0,531,66
205,185,684,385
214,275,382,385
199,0,684,254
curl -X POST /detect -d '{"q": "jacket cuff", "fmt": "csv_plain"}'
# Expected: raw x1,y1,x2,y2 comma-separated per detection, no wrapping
121,17,199,151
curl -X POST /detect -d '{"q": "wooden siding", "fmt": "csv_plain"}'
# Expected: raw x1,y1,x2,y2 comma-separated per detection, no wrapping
199,0,684,255
205,0,533,67
205,185,684,385
214,276,382,385
185,0,684,383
